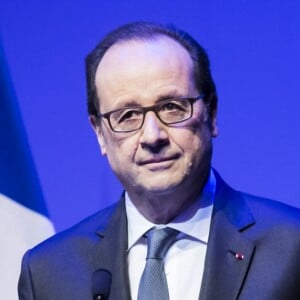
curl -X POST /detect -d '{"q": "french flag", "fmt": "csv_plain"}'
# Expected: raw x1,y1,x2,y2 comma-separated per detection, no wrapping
0,40,54,299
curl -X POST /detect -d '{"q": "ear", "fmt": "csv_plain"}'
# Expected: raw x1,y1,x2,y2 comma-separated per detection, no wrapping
89,115,107,155
209,106,219,138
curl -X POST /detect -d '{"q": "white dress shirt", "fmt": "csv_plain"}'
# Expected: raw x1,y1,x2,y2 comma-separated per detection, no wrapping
126,170,216,300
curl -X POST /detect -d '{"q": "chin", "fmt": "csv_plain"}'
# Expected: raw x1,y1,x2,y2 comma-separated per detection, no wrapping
141,178,185,194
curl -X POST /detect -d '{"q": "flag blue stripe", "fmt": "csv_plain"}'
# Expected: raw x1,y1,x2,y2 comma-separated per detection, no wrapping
0,38,49,217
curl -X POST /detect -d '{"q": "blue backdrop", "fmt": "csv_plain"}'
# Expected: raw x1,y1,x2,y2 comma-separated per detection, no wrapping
1,0,299,232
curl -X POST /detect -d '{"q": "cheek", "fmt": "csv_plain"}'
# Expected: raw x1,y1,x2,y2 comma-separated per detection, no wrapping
180,112,211,142
189,111,213,146
172,117,212,163
103,132,139,165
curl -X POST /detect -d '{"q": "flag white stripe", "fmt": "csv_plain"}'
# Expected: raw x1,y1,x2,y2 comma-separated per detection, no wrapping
0,193,54,300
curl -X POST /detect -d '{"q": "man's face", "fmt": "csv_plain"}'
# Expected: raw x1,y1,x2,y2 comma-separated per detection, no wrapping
91,37,218,199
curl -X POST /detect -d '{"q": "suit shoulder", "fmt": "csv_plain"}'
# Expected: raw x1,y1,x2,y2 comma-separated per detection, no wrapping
26,201,120,260
215,171,300,226
240,191,300,229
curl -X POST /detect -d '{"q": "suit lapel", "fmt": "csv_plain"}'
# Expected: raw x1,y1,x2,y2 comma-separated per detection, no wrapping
94,196,131,300
89,175,256,300
199,174,256,300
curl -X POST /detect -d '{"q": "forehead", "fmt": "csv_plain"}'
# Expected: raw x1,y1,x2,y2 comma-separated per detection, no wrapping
94,36,195,108
96,35,194,78
100,36,192,68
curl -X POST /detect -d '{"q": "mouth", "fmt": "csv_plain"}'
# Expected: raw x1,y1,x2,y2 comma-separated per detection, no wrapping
138,154,180,168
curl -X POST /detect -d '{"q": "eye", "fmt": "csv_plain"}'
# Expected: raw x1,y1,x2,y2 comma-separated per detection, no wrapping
116,109,142,124
159,100,188,112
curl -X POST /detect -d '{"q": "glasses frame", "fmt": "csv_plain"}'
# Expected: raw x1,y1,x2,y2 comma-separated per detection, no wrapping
96,94,206,133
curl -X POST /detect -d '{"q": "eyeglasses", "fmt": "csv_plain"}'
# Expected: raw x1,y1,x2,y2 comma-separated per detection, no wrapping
96,95,205,133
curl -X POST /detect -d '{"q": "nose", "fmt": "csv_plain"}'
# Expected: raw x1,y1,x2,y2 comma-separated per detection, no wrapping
139,112,169,152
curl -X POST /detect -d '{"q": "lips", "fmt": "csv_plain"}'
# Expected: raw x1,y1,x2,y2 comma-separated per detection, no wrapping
138,154,180,166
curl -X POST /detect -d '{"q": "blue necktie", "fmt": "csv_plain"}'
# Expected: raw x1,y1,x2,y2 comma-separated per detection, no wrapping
137,227,178,300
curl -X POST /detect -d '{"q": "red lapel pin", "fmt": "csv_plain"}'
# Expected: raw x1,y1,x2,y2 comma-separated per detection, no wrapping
235,252,245,260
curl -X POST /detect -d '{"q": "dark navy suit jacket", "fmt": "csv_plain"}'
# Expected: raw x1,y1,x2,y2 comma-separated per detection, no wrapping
18,174,300,299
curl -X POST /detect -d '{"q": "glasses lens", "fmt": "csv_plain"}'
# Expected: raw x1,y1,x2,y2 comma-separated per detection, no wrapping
107,98,193,132
110,108,143,132
157,98,191,124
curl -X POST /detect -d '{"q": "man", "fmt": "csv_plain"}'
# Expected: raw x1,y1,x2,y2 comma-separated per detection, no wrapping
18,22,300,300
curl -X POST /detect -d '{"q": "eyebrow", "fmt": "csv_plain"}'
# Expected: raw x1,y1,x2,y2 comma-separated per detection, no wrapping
112,92,185,110
156,92,183,102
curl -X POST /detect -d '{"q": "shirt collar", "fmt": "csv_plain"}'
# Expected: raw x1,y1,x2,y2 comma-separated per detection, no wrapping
125,169,216,250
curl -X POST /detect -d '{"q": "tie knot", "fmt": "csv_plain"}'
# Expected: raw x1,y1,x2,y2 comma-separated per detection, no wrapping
146,227,178,260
